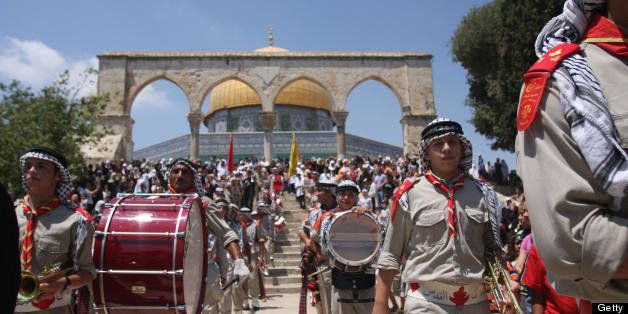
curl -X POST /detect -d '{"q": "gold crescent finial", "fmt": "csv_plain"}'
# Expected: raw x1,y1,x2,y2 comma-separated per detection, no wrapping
268,26,274,46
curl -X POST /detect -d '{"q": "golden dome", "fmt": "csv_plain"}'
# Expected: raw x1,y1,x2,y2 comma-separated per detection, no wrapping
207,79,332,114
208,80,261,114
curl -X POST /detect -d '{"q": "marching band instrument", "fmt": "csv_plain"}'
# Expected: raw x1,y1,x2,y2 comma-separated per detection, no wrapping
92,193,208,313
324,211,382,272
486,254,524,314
17,263,72,305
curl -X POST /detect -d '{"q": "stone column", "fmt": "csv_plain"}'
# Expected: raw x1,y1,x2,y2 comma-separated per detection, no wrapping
259,112,276,161
332,111,349,159
187,112,204,160
400,114,436,156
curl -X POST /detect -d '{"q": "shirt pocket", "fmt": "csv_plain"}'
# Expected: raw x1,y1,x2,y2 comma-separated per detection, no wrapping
36,235,70,266
462,207,487,252
412,208,447,250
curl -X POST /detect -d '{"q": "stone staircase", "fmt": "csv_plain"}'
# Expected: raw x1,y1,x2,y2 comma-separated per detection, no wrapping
265,195,308,294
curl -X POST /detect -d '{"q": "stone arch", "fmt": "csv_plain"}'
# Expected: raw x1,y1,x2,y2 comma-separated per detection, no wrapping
126,74,192,115
341,75,406,112
93,51,435,162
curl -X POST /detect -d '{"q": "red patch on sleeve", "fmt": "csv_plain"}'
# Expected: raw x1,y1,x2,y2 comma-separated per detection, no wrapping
517,71,550,131
517,43,581,131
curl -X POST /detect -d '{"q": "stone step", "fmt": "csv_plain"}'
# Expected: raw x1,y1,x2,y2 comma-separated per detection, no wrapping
273,252,301,259
268,267,301,276
272,258,301,266
273,245,301,253
265,274,301,285
265,283,301,294
275,239,303,246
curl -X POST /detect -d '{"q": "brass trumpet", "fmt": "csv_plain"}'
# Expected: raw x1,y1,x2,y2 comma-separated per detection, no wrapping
17,264,72,305
486,255,523,314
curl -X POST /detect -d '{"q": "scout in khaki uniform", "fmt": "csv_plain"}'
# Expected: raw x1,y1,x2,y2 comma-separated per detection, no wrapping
302,178,338,314
374,118,502,314
15,146,96,313
165,159,250,308
516,0,628,304
237,207,267,311
315,179,375,314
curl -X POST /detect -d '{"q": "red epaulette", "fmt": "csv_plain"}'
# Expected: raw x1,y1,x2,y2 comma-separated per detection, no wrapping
390,178,420,221
74,206,94,222
517,43,581,131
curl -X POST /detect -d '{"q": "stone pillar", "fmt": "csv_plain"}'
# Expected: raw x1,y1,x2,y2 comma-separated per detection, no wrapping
332,111,349,159
259,112,276,161
401,114,436,156
187,112,204,160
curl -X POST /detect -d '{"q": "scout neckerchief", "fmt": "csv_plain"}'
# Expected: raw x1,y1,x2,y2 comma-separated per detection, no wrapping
20,195,61,270
582,14,628,57
424,170,465,238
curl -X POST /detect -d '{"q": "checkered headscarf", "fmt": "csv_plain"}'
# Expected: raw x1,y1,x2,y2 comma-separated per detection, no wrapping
419,118,473,172
168,158,205,197
19,146,73,199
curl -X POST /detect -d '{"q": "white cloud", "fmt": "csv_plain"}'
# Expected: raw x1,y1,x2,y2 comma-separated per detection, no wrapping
133,84,176,110
0,36,98,97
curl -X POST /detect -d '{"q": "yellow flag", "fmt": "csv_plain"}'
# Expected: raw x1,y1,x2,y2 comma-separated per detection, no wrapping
288,133,299,177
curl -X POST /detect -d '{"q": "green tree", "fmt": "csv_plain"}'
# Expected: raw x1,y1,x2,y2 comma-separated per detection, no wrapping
451,0,564,151
0,70,109,195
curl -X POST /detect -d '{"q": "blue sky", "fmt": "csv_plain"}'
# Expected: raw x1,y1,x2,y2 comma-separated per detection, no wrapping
0,0,517,168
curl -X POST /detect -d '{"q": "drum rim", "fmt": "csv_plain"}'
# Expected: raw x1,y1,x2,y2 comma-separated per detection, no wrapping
326,210,382,267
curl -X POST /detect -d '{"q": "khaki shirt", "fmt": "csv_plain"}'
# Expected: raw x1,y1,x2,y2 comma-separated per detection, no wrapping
15,201,96,312
375,175,491,285
205,202,240,248
516,43,628,301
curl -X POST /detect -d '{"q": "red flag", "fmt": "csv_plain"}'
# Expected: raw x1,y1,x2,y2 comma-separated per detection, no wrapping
227,133,235,172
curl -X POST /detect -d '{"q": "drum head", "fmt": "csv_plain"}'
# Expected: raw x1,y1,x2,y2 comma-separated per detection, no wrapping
327,211,381,267
183,200,205,313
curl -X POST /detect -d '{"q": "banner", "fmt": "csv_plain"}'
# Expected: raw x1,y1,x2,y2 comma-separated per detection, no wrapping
288,133,299,177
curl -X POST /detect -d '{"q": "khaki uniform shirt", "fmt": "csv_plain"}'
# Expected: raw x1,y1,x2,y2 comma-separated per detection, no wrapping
516,43,628,301
15,201,96,312
375,175,491,285
205,203,240,248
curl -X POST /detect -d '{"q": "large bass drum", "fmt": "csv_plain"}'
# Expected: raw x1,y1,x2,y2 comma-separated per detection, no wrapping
92,193,208,313
325,211,382,272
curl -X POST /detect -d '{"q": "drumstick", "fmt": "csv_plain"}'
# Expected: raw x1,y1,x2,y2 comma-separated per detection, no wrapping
222,275,240,291
307,266,331,280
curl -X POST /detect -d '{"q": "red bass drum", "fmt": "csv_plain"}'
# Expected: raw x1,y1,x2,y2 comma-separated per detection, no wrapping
92,194,208,313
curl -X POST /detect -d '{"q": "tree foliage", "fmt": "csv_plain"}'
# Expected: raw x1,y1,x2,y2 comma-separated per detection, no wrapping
0,70,109,194
451,0,564,151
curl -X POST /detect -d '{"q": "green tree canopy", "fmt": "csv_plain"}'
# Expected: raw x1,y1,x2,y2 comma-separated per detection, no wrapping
0,70,108,195
451,0,564,151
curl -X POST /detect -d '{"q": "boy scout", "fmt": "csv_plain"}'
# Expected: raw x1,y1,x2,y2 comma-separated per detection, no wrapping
316,179,375,314
15,146,96,313
303,178,338,314
516,0,628,303
374,118,500,313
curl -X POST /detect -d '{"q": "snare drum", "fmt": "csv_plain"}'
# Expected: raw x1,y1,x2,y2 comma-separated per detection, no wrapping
92,193,208,313
325,211,382,272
